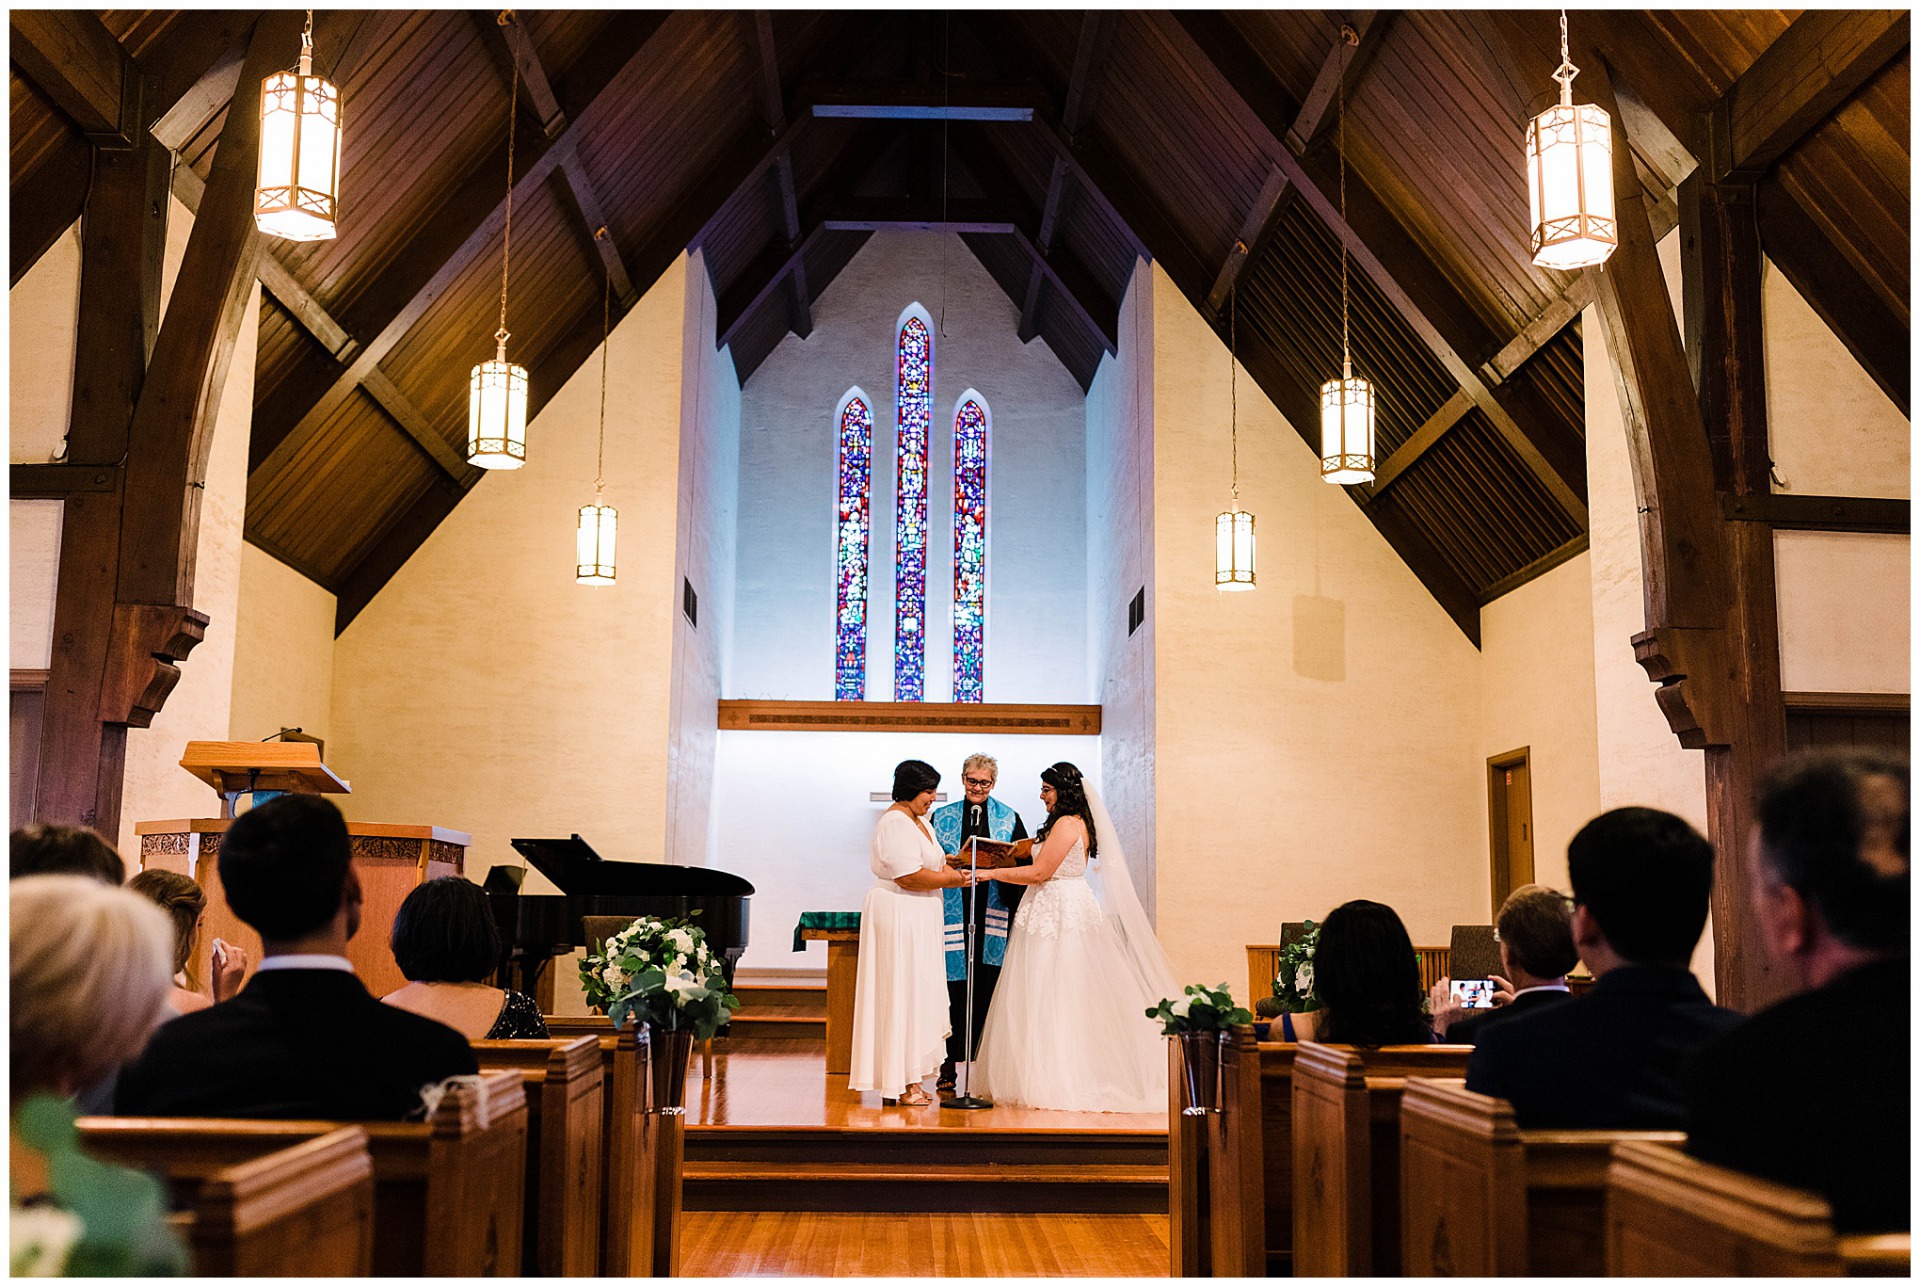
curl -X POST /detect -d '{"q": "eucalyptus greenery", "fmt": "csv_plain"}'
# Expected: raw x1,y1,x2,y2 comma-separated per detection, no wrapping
1146,982,1255,1035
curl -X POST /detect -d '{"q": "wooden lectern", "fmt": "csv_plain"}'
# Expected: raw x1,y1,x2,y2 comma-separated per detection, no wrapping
137,742,471,997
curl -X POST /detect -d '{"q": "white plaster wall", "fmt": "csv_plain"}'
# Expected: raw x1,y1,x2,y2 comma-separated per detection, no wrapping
1086,260,1158,919
10,500,63,668
717,730,1100,974
1762,256,1909,499
1775,531,1910,694
229,542,339,744
1479,552,1603,896
731,231,1088,702
1147,263,1487,995
665,251,741,868
9,222,81,463
331,256,691,885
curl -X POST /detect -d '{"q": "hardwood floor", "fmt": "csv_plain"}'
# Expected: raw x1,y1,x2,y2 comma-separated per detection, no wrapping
681,1211,1170,1277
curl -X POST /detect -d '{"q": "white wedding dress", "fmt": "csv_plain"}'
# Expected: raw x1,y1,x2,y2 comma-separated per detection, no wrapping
971,791,1180,1114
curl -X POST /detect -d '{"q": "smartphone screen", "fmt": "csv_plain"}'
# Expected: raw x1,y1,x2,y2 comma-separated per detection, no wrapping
1450,978,1496,1010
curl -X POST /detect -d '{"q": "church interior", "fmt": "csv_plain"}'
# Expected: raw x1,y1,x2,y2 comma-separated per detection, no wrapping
9,7,1910,1278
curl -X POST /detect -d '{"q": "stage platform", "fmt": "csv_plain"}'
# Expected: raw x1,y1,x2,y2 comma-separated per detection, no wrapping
683,1039,1169,1214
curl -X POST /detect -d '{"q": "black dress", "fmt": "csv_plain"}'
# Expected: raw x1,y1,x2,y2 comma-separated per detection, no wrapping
486,989,551,1039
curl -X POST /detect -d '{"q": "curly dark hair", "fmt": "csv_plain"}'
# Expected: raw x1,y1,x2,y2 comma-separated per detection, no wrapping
1036,762,1098,859
1313,900,1431,1047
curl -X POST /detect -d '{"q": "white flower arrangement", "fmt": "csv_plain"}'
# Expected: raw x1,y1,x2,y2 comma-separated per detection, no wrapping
580,915,740,1040
10,1206,81,1276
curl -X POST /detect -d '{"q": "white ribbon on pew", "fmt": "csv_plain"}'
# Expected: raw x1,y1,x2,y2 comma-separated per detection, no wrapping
415,1073,494,1126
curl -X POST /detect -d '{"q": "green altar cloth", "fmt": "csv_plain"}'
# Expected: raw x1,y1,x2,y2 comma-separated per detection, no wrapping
793,910,861,952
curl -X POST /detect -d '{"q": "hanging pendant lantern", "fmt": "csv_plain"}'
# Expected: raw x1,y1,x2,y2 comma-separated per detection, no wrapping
469,25,526,469
255,11,341,242
1321,24,1376,486
1215,507,1255,591
1526,11,1616,270
576,496,618,584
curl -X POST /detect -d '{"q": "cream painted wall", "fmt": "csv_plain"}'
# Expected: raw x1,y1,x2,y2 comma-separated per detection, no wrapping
1774,531,1910,694
9,222,81,463
1086,260,1158,919
331,255,692,888
665,251,740,868
1146,263,1487,996
10,500,63,668
229,542,339,744
1762,256,1909,499
1478,552,1602,896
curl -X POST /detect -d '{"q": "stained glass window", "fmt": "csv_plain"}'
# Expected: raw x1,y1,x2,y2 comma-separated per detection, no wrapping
834,389,873,701
893,306,932,701
951,392,989,703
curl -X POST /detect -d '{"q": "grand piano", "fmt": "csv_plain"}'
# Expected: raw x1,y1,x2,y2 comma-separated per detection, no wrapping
485,835,754,1003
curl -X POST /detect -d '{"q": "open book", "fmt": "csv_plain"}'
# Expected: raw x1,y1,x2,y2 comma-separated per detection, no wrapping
952,836,1027,869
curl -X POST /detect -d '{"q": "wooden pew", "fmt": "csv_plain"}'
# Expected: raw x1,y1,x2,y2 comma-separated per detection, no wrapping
1291,1041,1474,1276
80,1125,374,1275
473,1037,606,1276
1398,1078,1684,1275
544,1015,663,1276
1607,1140,1913,1277
1170,1036,1307,1276
80,1070,528,1276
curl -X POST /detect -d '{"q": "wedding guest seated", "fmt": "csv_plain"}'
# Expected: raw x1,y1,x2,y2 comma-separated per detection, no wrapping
10,875,187,1274
1430,884,1578,1043
1280,900,1432,1045
127,869,249,1015
1467,808,1739,1129
10,824,124,883
1686,750,1909,1233
382,876,549,1039
117,795,476,1120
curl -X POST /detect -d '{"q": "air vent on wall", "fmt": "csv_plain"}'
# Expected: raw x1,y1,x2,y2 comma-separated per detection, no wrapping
683,578,698,628
1128,587,1146,636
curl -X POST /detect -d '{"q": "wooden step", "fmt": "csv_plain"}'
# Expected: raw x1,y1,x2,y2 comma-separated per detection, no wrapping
688,1125,1165,1170
682,1158,1168,1214
730,984,827,1019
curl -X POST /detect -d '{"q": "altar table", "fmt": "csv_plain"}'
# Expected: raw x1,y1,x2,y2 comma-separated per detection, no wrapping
796,913,861,1076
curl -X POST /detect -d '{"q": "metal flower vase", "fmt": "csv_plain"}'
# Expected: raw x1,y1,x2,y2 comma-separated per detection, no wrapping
646,1023,695,1116
1177,1031,1225,1116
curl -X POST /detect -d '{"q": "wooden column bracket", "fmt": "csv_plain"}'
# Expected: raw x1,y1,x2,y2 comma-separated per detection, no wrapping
99,605,210,728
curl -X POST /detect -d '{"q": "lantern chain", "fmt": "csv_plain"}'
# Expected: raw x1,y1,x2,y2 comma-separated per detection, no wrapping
596,244,610,496
1338,23,1351,383
1553,9,1579,106
1229,285,1238,503
496,13,519,356
299,10,314,75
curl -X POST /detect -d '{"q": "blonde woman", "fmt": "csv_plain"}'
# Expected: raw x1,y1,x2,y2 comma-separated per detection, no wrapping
127,869,249,1014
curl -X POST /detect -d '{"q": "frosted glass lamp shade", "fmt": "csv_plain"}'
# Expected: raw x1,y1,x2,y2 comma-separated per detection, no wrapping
1320,374,1376,484
1215,508,1255,591
576,503,617,584
255,67,341,242
1527,100,1616,270
468,357,528,469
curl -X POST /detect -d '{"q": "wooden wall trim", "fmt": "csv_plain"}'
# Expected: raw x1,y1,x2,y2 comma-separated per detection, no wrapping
716,700,1101,736
11,669,52,692
1721,493,1910,534
1782,691,1911,713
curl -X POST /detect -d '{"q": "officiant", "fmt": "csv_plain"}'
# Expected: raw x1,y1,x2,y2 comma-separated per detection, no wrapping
929,753,1030,1091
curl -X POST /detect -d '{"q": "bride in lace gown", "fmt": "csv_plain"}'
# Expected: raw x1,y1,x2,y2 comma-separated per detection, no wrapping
970,763,1180,1114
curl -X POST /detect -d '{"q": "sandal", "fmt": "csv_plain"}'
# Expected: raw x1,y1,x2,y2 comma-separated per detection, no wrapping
886,1085,935,1107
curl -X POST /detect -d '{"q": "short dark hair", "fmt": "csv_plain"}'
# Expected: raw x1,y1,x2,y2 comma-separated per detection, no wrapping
1567,807,1713,966
891,759,941,802
1496,884,1579,979
10,825,124,883
1313,899,1431,1046
217,794,351,941
391,876,503,983
1757,750,1908,953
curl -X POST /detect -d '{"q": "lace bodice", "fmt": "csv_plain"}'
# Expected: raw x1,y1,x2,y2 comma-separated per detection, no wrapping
1050,838,1088,879
1016,840,1097,938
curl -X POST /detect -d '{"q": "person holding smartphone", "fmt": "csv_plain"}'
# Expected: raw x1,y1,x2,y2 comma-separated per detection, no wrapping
1431,884,1579,1042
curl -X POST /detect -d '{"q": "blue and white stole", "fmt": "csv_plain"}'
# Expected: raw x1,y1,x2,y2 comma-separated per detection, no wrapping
930,796,1018,980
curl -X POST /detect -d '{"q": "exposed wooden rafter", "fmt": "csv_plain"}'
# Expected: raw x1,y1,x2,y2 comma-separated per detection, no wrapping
751,11,812,339
9,10,138,144
1017,11,1113,343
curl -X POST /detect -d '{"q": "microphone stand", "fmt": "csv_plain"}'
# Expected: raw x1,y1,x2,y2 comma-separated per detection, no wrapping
943,835,993,1110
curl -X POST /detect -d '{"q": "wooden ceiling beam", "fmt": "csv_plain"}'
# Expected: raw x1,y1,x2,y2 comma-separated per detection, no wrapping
1361,390,1475,501
10,136,91,288
1017,12,1113,344
252,17,672,490
753,11,812,338
137,10,261,150
1712,10,1909,181
10,10,137,144
1163,11,1586,528
804,80,1048,121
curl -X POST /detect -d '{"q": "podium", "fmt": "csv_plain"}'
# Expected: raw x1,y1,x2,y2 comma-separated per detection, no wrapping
136,742,471,997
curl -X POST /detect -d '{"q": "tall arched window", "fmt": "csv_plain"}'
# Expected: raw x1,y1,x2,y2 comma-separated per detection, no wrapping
951,390,990,703
893,304,933,701
834,388,873,701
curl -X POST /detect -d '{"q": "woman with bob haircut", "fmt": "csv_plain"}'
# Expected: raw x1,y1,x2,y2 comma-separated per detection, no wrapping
1284,899,1435,1046
126,868,249,1014
849,759,974,1106
381,876,549,1039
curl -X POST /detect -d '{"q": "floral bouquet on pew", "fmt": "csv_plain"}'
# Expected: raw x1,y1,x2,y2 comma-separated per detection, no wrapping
1270,919,1323,1014
580,915,741,1042
1146,982,1255,1035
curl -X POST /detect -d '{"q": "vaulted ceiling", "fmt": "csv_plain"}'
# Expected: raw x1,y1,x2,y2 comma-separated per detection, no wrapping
11,10,1909,640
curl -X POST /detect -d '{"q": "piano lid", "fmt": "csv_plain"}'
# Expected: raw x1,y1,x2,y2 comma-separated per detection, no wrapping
508,835,755,897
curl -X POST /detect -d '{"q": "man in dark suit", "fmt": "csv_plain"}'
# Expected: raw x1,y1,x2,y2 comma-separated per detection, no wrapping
1466,808,1739,1129
1685,751,1909,1233
118,794,476,1119
1432,883,1579,1043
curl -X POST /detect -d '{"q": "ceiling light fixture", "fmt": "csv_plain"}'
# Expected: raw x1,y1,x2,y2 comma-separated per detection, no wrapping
577,242,618,586
255,10,342,242
1320,24,1375,486
469,13,528,470
1216,284,1255,592
1526,10,1617,270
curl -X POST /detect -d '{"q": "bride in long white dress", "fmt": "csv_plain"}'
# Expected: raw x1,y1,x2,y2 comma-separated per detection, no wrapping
970,762,1180,1114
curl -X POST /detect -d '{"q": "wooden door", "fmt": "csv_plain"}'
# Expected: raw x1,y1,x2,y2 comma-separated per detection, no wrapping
1487,749,1534,914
